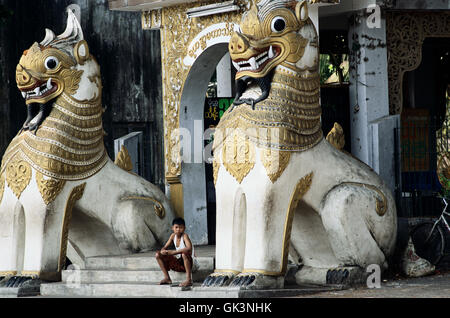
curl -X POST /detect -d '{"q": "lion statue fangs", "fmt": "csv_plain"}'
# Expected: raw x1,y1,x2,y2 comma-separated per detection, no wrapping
203,0,397,289
0,8,175,284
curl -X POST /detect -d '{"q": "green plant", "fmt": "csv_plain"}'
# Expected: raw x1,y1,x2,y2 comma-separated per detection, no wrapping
320,54,349,84
320,54,334,84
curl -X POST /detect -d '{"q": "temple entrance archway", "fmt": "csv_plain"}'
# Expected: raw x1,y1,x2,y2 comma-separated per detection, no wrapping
179,42,234,245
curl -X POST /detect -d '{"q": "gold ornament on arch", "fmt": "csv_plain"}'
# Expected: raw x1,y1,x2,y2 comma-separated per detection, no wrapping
159,0,252,179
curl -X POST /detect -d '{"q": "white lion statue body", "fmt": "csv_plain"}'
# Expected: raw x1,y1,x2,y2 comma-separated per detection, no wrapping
203,0,397,289
0,9,174,284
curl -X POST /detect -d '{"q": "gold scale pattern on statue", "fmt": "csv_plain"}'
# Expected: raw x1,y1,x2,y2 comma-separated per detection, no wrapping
214,66,322,184
0,92,107,182
210,0,323,185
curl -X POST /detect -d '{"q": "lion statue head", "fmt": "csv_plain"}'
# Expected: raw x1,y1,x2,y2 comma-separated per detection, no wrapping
229,0,318,107
15,8,101,106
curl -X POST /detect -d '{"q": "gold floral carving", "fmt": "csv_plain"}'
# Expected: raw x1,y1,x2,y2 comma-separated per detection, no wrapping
0,172,5,204
114,145,133,172
35,171,66,205
58,183,86,271
260,149,291,183
221,133,255,184
387,12,450,115
281,172,314,274
5,156,32,199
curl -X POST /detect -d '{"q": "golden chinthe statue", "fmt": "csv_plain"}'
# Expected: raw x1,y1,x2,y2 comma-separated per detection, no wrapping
205,0,397,289
0,8,175,287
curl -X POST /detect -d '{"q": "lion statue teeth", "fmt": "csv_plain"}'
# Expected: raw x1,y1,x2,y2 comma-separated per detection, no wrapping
0,8,175,284
203,0,397,289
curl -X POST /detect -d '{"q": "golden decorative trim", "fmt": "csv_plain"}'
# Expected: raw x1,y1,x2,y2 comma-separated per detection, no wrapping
159,1,248,179
21,270,61,282
213,155,220,186
241,269,283,276
15,148,108,181
5,155,32,199
53,103,102,120
120,196,165,219
1,89,107,181
58,183,86,272
44,116,103,133
260,149,291,183
326,122,345,151
114,145,133,172
214,269,241,275
0,271,17,276
35,171,66,205
168,181,184,218
214,65,323,152
222,132,255,184
341,182,388,217
0,172,5,205
19,271,40,278
281,172,314,275
387,12,450,115
38,126,103,146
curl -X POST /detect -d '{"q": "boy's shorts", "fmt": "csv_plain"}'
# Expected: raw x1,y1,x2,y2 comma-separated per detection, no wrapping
159,253,192,272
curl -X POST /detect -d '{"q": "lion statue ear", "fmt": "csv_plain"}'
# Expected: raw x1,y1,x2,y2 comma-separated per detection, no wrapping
295,0,309,23
74,40,90,65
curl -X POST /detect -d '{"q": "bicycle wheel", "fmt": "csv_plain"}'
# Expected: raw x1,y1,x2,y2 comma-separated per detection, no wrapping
410,221,445,265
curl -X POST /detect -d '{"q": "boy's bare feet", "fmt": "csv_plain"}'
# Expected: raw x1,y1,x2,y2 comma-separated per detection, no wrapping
159,278,172,285
179,280,192,287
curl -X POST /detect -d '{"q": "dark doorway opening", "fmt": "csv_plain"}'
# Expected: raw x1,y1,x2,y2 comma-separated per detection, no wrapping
397,37,450,218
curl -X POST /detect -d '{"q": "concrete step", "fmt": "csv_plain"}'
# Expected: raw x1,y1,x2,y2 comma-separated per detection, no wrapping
40,282,341,298
61,269,211,284
40,282,175,298
0,287,19,298
84,254,214,271
40,282,244,298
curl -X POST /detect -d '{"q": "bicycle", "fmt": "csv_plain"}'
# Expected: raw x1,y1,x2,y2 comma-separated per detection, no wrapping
410,197,450,265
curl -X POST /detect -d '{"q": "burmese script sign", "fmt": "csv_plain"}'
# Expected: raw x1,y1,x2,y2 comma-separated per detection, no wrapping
183,22,238,66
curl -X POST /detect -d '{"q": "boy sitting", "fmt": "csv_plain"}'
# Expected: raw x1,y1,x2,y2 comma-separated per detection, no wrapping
155,217,193,287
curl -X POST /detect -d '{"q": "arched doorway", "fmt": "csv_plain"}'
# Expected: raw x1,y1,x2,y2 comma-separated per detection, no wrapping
179,43,235,245
399,38,450,217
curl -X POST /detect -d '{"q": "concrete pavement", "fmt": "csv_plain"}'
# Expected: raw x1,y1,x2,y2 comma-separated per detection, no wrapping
292,270,450,298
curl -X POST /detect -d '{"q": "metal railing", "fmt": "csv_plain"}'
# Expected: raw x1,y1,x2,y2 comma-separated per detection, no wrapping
395,118,450,218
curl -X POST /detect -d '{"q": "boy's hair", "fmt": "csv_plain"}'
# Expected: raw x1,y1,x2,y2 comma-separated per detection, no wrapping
172,217,185,226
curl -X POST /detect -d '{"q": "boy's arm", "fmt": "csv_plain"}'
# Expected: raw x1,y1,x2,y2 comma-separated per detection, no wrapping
161,234,174,252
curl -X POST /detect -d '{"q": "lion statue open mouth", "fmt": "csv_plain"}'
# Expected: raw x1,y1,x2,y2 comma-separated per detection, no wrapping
203,0,397,290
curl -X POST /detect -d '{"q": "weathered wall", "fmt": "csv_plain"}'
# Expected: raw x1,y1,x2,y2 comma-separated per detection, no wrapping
393,0,450,10
0,5,10,156
0,0,165,189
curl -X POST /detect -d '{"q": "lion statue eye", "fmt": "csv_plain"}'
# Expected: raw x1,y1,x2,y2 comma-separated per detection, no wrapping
271,17,286,33
44,56,59,70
